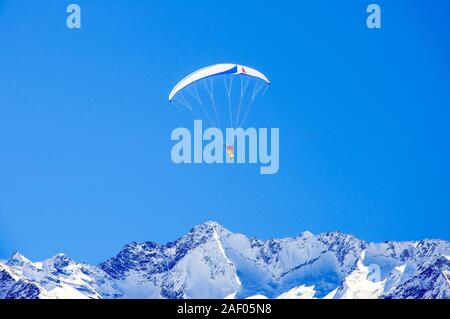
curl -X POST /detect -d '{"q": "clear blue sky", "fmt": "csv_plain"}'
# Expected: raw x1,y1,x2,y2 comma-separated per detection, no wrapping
1,1,449,264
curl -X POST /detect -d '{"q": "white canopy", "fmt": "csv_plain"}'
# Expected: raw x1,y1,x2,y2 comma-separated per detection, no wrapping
169,63,270,101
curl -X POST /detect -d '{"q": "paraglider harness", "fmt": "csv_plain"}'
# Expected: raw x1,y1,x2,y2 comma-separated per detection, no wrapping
225,144,234,160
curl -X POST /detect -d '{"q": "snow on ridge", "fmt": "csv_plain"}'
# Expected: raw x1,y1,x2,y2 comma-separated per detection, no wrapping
276,285,316,299
1,221,449,299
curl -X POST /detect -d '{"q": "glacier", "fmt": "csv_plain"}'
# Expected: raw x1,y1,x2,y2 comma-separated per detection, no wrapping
0,221,449,299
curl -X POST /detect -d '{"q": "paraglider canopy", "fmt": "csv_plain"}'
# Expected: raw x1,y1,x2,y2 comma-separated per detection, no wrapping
169,64,270,102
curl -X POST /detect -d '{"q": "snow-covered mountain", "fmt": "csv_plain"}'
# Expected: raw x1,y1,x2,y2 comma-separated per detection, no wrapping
1,221,449,299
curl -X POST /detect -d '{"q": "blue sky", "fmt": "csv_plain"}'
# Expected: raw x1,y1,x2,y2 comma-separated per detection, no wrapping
0,0,449,263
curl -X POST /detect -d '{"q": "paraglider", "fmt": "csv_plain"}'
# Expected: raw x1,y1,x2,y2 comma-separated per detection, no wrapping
225,144,235,160
168,63,270,160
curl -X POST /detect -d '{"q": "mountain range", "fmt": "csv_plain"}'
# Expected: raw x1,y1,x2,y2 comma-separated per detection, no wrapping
1,221,449,299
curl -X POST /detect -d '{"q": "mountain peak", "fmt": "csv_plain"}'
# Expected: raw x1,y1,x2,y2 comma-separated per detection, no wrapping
204,220,221,228
184,221,224,242
300,231,314,238
194,220,225,232
43,253,74,271
6,251,31,266
49,253,70,260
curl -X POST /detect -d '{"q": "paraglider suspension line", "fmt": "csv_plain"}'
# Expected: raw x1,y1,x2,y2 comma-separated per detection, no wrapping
239,81,265,127
225,75,233,128
204,79,221,130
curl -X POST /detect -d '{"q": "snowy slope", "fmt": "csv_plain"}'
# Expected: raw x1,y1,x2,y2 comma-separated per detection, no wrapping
1,252,120,299
1,221,449,299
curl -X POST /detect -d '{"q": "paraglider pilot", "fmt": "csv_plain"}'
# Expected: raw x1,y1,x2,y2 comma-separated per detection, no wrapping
226,144,234,160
